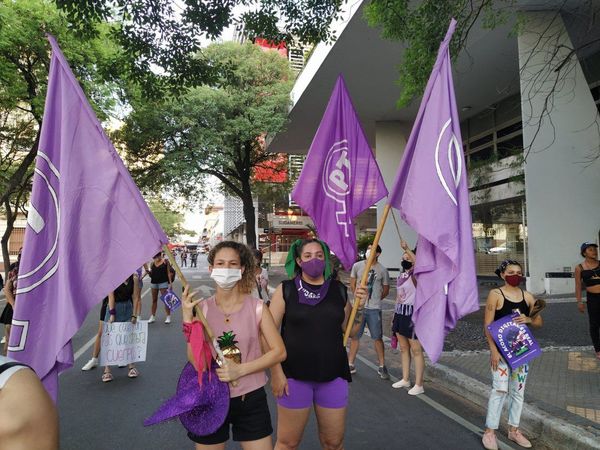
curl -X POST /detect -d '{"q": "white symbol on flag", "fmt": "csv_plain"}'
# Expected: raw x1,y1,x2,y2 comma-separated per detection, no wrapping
322,140,352,237
434,118,462,206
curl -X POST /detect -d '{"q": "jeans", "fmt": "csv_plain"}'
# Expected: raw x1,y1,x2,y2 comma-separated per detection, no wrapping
485,358,529,430
356,309,383,340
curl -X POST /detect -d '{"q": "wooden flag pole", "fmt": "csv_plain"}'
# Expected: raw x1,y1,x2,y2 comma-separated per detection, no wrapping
343,204,392,346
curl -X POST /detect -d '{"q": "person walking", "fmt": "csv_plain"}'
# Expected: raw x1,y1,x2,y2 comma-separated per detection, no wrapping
269,239,358,450
101,273,141,382
147,253,173,324
347,244,391,379
574,242,600,360
251,249,270,305
181,241,285,449
181,249,188,268
482,260,543,450
391,243,425,395
1,250,21,356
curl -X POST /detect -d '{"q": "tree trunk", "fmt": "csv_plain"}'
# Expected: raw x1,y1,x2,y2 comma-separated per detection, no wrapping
0,127,40,208
241,178,257,249
1,199,17,280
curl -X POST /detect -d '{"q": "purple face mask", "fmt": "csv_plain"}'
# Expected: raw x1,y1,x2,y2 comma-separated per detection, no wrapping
301,258,326,278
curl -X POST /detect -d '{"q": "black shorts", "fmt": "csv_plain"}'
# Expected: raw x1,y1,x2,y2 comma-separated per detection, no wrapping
392,313,417,340
100,298,108,322
188,387,272,445
0,304,13,325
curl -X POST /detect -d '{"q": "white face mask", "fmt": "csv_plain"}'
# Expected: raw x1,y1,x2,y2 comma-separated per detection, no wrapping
210,268,242,290
365,249,371,259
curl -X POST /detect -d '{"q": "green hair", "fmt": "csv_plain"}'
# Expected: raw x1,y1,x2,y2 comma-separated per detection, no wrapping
285,239,332,279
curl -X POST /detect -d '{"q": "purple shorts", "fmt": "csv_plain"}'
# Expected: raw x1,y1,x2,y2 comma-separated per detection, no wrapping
276,377,348,409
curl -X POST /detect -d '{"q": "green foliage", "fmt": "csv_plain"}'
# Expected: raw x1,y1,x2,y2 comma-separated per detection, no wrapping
364,0,514,107
357,233,375,256
147,197,194,239
56,0,343,97
217,331,238,348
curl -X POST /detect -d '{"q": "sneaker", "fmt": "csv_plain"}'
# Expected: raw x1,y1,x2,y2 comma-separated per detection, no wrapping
392,379,411,389
164,316,171,324
508,429,532,448
408,385,424,395
349,364,357,374
378,365,390,380
82,357,99,371
482,431,498,450
0,336,5,345
148,315,156,323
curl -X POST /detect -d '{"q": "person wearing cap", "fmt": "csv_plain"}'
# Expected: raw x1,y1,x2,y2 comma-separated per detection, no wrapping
574,242,600,360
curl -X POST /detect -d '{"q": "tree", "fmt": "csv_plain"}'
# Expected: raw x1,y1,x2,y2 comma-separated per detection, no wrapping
0,0,126,274
121,42,293,249
56,0,344,96
147,197,195,239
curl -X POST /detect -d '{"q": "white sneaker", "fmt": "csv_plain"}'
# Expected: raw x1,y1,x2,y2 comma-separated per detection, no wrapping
408,385,424,395
81,357,99,371
0,336,5,345
164,316,171,324
148,315,156,323
392,379,411,389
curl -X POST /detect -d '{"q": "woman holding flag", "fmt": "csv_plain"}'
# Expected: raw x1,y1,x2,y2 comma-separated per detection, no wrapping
182,241,285,449
269,239,364,450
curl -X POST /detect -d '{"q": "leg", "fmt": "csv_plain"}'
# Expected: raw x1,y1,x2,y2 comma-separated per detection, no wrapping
397,334,411,382
314,406,347,450
160,288,170,317
240,437,272,450
3,325,10,356
485,358,509,432
373,339,385,367
409,339,425,387
275,406,311,450
92,321,103,358
347,317,366,367
587,297,600,353
195,444,225,450
151,288,158,316
506,364,528,429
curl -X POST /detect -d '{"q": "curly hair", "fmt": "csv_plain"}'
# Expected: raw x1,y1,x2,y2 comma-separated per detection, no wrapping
208,241,257,294
494,259,521,279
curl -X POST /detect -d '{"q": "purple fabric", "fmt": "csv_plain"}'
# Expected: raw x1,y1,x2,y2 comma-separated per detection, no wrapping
276,377,348,409
294,276,331,306
300,258,326,278
487,313,542,370
144,363,230,436
160,289,182,311
7,35,168,401
291,75,388,270
388,20,478,363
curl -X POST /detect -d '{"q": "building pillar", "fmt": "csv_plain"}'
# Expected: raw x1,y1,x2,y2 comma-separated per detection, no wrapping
374,121,416,273
518,11,600,293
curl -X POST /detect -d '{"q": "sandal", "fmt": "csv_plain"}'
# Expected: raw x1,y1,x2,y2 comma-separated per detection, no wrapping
128,367,139,378
102,372,113,383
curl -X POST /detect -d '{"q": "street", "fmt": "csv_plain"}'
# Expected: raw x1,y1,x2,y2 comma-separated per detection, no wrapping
55,254,513,450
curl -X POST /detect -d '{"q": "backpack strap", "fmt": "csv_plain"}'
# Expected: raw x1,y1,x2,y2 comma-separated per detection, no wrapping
336,280,348,304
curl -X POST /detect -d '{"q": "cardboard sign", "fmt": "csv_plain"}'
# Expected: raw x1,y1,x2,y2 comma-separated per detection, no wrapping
160,289,182,311
487,312,541,370
100,321,148,366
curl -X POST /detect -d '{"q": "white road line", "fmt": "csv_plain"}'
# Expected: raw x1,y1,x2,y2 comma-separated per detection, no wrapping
72,287,151,363
354,352,519,450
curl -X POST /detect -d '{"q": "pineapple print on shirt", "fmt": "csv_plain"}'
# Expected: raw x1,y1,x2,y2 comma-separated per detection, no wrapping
217,331,242,364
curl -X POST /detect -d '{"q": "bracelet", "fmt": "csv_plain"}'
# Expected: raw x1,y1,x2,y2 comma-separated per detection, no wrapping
109,308,116,315
182,322,193,343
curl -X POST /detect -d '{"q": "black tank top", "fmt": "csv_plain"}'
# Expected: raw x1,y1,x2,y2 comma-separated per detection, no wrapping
494,288,530,321
579,263,600,287
114,275,134,303
150,261,169,284
281,279,352,383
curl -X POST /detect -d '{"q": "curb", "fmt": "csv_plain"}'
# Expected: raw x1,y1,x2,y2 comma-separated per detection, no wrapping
426,361,600,450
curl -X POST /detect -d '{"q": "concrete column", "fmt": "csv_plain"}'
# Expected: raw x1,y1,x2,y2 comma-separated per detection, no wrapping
374,121,416,273
518,11,600,293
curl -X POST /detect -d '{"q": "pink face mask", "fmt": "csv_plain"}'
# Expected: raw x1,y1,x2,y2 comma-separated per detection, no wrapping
504,274,522,287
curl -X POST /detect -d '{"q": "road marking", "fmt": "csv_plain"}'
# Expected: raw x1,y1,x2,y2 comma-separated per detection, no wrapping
354,352,519,450
72,287,151,363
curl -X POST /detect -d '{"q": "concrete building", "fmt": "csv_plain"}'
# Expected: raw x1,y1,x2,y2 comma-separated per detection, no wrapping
268,1,600,294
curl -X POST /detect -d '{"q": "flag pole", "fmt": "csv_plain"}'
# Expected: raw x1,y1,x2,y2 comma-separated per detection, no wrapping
343,203,391,345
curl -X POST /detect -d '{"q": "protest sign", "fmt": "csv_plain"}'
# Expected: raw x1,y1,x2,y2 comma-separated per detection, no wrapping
487,312,542,370
100,321,148,366
160,289,182,311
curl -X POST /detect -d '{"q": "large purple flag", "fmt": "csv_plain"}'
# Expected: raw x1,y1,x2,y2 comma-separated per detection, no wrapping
388,20,479,362
8,36,168,400
291,75,388,269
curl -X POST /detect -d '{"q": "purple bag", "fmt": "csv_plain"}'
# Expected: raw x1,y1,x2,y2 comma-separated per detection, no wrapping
487,312,542,370
160,289,181,311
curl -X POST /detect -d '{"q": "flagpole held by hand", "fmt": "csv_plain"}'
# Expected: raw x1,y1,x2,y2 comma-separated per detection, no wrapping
343,204,392,346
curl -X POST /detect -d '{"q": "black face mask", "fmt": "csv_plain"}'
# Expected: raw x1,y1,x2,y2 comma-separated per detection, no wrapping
401,260,413,271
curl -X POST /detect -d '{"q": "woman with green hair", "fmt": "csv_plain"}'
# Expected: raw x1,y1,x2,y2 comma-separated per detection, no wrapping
268,238,361,450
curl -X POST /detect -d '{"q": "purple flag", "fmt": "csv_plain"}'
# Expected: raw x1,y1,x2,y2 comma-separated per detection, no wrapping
388,19,479,362
8,35,168,400
291,75,388,269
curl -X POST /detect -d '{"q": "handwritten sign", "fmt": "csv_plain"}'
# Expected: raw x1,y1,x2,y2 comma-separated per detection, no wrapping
487,313,541,370
100,321,148,366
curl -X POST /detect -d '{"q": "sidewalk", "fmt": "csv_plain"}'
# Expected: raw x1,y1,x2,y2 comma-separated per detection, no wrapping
268,265,600,449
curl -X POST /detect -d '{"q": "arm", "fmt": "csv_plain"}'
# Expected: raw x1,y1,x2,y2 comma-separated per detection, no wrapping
182,285,201,370
217,306,286,382
0,368,59,450
166,260,173,286
108,292,116,323
574,264,585,313
265,284,288,397
350,276,357,294
4,278,15,308
483,290,501,371
132,276,140,322
381,269,390,299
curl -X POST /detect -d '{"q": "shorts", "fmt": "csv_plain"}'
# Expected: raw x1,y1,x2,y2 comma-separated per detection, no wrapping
150,282,169,290
356,309,383,340
104,301,133,322
188,387,272,445
392,313,417,340
100,298,108,322
276,377,348,409
0,304,13,325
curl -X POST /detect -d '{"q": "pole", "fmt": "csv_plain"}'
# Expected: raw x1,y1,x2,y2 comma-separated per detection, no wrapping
343,204,392,346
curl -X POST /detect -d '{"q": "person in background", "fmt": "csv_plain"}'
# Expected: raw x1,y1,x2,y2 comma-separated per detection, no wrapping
1,250,21,356
147,253,173,324
252,248,270,305
574,242,600,360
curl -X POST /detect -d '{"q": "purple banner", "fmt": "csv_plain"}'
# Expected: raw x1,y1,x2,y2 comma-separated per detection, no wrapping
487,313,542,370
160,289,182,311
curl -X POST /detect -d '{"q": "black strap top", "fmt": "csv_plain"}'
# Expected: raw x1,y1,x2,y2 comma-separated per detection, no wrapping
579,263,600,287
494,288,530,321
114,275,134,303
280,279,351,383
149,261,169,284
